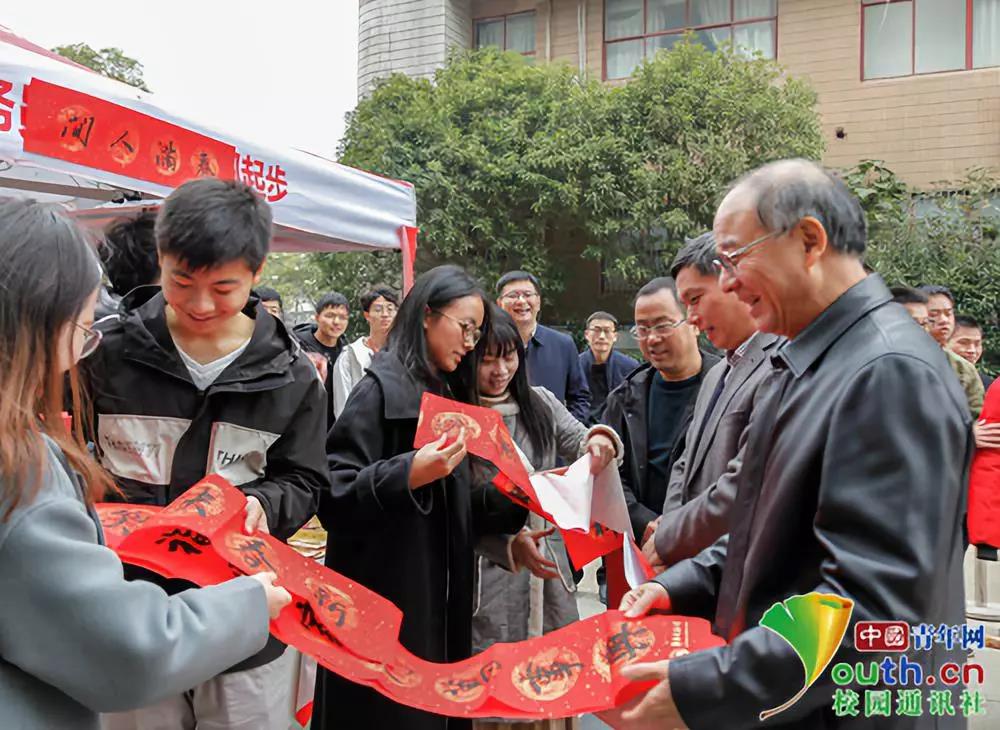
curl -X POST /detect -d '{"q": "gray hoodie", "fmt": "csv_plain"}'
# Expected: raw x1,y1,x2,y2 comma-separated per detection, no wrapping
0,436,270,729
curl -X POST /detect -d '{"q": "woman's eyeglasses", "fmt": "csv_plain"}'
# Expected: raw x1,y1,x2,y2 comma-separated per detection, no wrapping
434,310,482,346
76,322,103,359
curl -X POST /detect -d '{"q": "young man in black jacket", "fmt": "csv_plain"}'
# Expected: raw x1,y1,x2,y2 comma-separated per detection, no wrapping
84,178,329,730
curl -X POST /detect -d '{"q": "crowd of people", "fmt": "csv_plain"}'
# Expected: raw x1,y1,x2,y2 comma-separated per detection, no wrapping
0,157,995,730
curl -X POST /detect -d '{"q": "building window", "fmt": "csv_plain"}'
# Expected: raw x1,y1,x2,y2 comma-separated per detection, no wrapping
862,0,1000,80
604,0,777,80
474,11,536,56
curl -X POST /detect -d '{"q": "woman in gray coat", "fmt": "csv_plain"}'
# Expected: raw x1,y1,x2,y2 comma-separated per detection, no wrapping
470,308,622,729
0,198,289,730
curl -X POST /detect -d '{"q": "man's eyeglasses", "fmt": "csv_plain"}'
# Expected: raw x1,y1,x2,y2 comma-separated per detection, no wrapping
586,326,616,338
500,290,539,303
630,320,687,340
434,310,482,346
76,322,103,359
712,230,782,278
370,305,398,316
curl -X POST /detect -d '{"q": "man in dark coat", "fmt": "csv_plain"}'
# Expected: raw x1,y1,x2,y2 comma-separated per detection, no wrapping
602,278,720,545
579,310,640,425
612,159,970,729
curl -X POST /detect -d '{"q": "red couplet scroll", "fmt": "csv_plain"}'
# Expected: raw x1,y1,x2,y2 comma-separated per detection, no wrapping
414,392,647,573
97,477,723,719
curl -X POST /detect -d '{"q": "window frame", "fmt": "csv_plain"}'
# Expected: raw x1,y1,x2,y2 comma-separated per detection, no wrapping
860,0,995,80
602,0,779,81
473,10,538,57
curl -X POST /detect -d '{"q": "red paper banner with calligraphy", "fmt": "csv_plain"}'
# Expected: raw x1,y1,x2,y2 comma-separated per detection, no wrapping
21,78,237,186
414,392,649,575
97,477,723,719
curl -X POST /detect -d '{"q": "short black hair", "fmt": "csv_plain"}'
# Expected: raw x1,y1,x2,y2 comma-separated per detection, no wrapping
954,315,982,332
360,285,400,311
316,291,349,314
670,231,717,279
586,311,618,328
917,284,955,305
255,286,282,306
101,209,160,296
730,158,867,257
156,178,272,272
496,270,541,295
890,286,929,305
634,276,682,313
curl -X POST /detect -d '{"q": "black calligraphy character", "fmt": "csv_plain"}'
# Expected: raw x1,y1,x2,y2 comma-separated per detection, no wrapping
179,486,216,518
479,660,501,684
522,659,584,696
439,677,481,698
109,131,135,155
605,624,652,665
60,113,95,148
314,585,350,628
235,537,277,572
296,600,339,645
155,528,210,555
103,508,150,536
195,151,214,176
155,140,179,174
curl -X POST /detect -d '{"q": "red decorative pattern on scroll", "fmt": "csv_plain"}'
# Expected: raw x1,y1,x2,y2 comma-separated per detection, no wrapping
97,478,723,719
415,393,632,570
21,79,237,187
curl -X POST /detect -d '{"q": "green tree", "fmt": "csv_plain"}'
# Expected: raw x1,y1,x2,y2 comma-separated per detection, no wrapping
601,39,824,282
337,43,825,296
844,159,1000,371
53,43,150,92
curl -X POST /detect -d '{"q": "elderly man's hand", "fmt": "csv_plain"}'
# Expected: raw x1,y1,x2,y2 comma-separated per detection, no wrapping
641,534,666,573
619,581,671,618
596,661,688,730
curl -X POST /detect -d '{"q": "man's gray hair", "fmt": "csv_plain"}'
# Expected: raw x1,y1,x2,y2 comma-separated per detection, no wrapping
731,158,867,256
670,231,717,278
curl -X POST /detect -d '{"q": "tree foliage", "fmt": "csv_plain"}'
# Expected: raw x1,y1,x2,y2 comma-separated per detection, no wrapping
337,42,825,294
844,160,1000,371
53,43,150,92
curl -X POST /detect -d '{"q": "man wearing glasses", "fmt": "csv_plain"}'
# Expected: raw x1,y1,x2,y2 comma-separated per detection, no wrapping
601,278,720,548
496,270,591,422
610,159,970,730
647,232,782,571
579,311,639,425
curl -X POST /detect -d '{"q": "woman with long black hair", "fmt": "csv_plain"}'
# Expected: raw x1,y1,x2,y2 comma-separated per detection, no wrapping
0,198,289,730
470,307,622,730
315,265,527,730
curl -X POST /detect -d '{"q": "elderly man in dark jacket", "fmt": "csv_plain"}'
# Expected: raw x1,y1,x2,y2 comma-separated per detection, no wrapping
613,159,970,730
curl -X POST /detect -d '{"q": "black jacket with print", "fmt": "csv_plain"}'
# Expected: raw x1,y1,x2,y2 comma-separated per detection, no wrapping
82,286,329,671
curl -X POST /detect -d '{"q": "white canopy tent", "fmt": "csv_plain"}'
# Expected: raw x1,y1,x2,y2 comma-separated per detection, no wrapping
0,24,418,286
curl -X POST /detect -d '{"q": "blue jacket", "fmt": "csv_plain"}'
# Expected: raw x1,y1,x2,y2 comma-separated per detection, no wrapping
524,324,591,422
578,348,640,423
